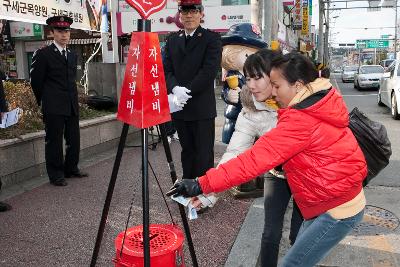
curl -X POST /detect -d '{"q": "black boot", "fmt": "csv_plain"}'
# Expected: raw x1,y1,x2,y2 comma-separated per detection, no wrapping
0,201,12,212
230,177,264,198
260,242,280,267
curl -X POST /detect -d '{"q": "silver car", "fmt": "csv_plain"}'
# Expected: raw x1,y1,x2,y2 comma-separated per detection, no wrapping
378,60,400,119
341,66,358,82
354,65,384,90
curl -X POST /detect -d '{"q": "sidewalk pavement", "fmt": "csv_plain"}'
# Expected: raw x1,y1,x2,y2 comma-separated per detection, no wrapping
226,186,400,267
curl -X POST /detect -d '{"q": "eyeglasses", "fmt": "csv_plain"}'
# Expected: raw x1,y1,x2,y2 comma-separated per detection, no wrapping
179,9,200,15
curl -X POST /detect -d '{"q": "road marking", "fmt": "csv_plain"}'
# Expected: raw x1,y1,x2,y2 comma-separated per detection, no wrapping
367,235,399,267
333,77,341,94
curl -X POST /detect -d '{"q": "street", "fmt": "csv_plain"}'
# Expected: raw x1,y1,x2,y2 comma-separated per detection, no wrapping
331,73,400,187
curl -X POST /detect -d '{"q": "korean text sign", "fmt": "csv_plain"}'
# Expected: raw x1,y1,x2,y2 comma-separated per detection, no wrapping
117,32,171,128
0,0,106,31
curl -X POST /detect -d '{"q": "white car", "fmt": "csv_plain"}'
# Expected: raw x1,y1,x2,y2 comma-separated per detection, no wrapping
378,60,400,120
354,65,384,90
341,66,358,82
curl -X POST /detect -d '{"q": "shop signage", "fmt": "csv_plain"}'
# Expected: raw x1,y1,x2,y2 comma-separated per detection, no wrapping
119,4,252,33
292,0,302,30
119,0,221,12
301,0,309,35
0,0,106,31
10,21,42,39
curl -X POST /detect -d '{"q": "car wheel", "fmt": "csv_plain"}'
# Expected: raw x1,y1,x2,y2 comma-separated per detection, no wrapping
377,90,384,106
391,93,400,120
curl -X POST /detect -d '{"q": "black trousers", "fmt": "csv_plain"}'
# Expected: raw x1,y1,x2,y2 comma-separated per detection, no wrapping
173,118,215,180
43,113,80,181
260,175,303,267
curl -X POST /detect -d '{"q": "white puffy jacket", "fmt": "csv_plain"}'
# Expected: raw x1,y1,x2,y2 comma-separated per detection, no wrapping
219,86,277,165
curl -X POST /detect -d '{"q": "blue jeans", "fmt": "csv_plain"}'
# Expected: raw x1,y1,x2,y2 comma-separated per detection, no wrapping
261,176,303,267
279,209,365,267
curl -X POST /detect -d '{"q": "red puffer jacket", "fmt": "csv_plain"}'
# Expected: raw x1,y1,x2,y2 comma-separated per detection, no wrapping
199,88,367,219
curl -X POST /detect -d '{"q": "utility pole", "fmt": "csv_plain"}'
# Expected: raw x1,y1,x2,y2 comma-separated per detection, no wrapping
323,0,330,65
110,0,119,63
318,0,324,63
263,0,272,44
395,0,398,59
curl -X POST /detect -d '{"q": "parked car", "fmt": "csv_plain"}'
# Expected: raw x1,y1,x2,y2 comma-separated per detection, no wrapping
341,65,358,82
380,59,395,71
378,60,400,120
354,65,384,90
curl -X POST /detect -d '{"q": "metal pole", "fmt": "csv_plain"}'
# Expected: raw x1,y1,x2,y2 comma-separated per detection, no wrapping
318,0,324,63
110,0,119,63
324,0,330,65
90,124,130,267
137,18,152,267
158,124,199,267
395,0,398,59
141,128,150,267
263,0,272,44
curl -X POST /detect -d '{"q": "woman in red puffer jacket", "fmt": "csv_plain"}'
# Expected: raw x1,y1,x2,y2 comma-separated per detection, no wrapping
168,52,367,267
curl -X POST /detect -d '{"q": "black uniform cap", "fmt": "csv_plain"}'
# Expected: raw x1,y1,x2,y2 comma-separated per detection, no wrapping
46,15,73,30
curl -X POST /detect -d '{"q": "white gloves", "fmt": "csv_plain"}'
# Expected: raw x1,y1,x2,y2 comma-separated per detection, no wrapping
168,93,188,113
172,86,192,102
227,87,241,104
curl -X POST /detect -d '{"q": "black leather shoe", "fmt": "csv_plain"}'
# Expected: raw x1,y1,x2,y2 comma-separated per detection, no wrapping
0,201,12,212
50,179,68,186
65,171,88,178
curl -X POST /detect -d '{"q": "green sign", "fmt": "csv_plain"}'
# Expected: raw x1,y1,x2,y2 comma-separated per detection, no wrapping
356,39,389,49
33,24,42,37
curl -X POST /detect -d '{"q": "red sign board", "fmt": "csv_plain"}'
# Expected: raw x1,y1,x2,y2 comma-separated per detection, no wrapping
117,32,171,129
125,0,167,19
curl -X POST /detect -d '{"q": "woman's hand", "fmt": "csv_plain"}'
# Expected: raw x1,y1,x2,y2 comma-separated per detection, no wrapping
166,179,203,198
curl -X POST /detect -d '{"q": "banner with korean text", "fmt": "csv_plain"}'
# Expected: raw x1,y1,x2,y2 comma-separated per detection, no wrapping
117,32,171,128
0,0,106,31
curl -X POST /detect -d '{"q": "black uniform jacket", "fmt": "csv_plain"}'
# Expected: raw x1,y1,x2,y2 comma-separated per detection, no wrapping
30,43,79,116
163,26,222,121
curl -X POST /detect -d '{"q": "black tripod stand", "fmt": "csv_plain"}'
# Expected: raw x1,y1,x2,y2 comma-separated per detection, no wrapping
90,17,198,267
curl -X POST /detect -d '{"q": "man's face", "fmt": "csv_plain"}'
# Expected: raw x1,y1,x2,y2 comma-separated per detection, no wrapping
52,28,71,47
179,8,203,32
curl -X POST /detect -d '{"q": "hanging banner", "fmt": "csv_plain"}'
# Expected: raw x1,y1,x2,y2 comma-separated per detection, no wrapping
0,0,107,31
117,32,171,128
292,0,302,30
277,20,287,43
301,0,309,35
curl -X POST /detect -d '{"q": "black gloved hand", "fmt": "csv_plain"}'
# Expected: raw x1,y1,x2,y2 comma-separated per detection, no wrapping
166,178,203,198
